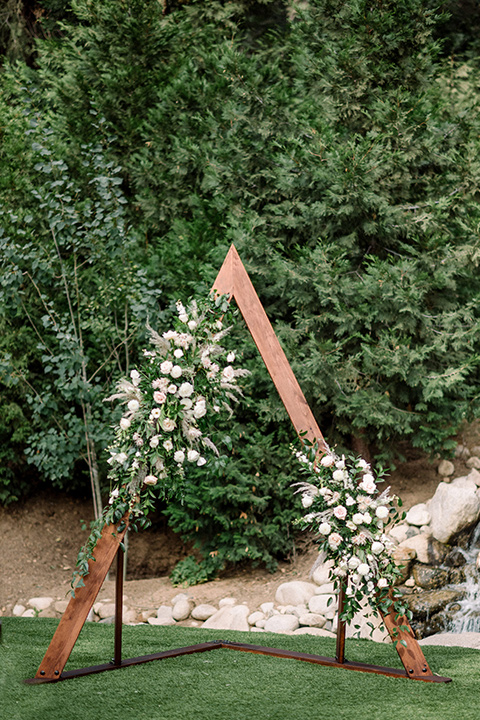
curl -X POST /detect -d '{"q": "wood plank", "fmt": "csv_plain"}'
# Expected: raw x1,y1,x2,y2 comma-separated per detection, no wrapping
35,520,128,680
381,606,433,678
212,245,326,447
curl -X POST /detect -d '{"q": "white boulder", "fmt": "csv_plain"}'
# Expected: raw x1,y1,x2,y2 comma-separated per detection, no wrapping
191,604,217,621
275,581,317,606
263,614,299,634
428,481,480,543
405,503,431,527
202,605,250,631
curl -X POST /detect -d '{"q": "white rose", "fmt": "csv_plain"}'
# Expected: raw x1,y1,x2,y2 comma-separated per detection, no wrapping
116,452,128,464
161,418,176,432
174,348,184,359
335,459,345,469
178,382,194,398
302,494,314,508
320,454,335,467
227,352,235,363
222,365,235,382
377,578,389,589
332,469,344,481
149,435,160,448
371,541,385,555
352,513,364,525
167,384,177,394
127,399,140,413
179,313,189,323
120,417,131,431
193,401,207,419
180,398,193,410
174,450,185,464
149,408,161,420
328,532,342,550
348,556,361,569
171,365,182,379
360,474,376,494
163,439,173,451
160,360,173,375
362,512,372,524
346,520,357,531
187,320,197,331
197,457,207,467
375,506,389,520
163,330,178,340
187,449,200,463
144,474,158,486
319,522,331,535
357,563,370,576
130,369,141,386
346,495,355,506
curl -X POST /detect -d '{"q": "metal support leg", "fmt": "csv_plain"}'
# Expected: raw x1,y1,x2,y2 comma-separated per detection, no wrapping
113,544,124,666
335,583,346,664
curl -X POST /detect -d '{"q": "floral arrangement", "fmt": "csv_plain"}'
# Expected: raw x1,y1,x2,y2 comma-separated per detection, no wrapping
293,441,412,633
72,294,248,592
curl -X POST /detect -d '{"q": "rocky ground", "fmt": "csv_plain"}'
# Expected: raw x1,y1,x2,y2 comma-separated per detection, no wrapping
2,422,480,647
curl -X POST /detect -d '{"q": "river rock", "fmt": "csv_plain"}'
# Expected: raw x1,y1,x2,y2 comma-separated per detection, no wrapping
308,594,337,619
202,604,250,631
405,589,465,618
275,581,317,606
438,459,455,477
412,564,450,590
428,481,480,543
172,598,195,621
405,503,431,527
54,600,69,614
96,603,127,620
311,558,335,586
248,611,265,626
263,614,299,634
298,612,326,628
13,604,26,616
444,548,467,567
398,533,447,566
191,604,217,621
155,605,175,624
219,596,237,607
466,456,480,469
28,596,54,611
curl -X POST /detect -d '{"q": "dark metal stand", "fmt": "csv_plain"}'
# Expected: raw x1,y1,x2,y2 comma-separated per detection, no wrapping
26,546,451,685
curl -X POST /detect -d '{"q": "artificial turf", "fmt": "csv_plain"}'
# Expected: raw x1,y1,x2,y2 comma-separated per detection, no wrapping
1,617,479,720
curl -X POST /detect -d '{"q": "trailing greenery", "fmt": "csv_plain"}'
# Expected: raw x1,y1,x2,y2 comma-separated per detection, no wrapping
1,0,480,576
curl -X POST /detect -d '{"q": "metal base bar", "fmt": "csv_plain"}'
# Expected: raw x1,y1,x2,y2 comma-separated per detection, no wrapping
25,639,452,685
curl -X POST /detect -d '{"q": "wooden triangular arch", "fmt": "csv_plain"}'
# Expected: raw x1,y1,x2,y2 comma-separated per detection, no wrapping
27,245,450,684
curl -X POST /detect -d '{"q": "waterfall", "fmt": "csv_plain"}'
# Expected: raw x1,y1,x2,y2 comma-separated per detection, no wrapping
447,521,480,633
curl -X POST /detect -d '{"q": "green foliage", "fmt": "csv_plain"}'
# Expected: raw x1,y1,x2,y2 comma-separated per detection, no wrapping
0,102,162,505
2,0,480,574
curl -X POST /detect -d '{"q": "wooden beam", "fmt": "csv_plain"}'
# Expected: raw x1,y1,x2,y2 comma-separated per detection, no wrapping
213,245,326,447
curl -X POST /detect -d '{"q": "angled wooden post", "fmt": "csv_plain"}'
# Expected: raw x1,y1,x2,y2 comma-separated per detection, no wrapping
27,244,450,684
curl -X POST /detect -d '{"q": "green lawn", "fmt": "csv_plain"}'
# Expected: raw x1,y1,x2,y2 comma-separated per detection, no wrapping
1,618,479,720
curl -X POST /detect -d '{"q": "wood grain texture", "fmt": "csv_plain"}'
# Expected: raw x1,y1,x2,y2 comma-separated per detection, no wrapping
212,245,326,447
35,520,128,679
